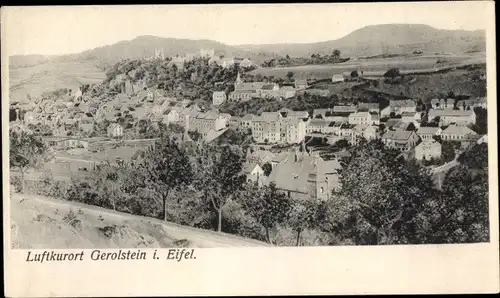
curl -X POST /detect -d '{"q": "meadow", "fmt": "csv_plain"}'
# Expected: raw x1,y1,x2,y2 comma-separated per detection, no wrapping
9,60,105,102
249,52,486,80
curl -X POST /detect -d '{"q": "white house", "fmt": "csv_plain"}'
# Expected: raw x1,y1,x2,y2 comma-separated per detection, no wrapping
348,112,372,125
416,126,442,141
332,74,345,83
107,123,124,138
415,139,442,161
428,109,476,126
212,91,227,106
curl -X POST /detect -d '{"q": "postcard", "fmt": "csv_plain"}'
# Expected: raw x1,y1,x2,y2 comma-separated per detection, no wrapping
2,2,499,296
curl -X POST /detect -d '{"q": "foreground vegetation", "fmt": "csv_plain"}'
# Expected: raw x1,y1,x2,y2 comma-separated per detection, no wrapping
10,128,490,246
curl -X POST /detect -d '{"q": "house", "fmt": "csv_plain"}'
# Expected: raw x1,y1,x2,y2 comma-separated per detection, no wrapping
228,90,255,102
416,126,442,141
428,109,476,126
243,162,264,177
415,139,442,161
370,112,380,125
209,56,221,65
169,56,186,70
241,114,256,131
212,91,227,106
221,57,235,68
477,134,488,144
352,124,377,144
430,98,454,110
332,74,345,83
284,118,308,144
259,83,281,99
304,89,331,97
306,119,332,134
313,108,332,118
234,81,267,92
73,87,83,100
348,112,372,125
357,102,380,114
457,98,487,110
228,116,242,131
333,105,358,114
107,123,124,138
279,108,309,120
23,111,36,125
251,112,307,144
380,105,391,118
390,100,417,115
247,149,276,165
251,112,282,144
162,109,180,124
441,125,478,142
240,58,253,68
401,111,421,123
381,130,420,151
269,151,342,200
294,79,308,90
188,111,230,137
280,86,296,99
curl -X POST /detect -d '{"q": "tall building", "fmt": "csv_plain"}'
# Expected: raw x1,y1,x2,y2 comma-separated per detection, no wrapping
154,48,165,59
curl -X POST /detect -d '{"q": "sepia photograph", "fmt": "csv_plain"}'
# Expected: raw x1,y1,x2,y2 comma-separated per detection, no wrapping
4,3,494,249
2,2,499,296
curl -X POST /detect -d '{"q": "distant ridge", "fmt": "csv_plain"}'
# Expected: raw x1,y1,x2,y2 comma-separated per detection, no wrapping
235,24,486,57
9,24,485,67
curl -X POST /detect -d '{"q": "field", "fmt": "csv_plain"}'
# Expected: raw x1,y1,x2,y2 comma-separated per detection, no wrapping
10,193,269,248
249,52,486,80
9,60,106,103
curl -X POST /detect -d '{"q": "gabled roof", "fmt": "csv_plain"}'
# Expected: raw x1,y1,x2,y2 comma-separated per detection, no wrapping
309,119,331,127
382,129,415,141
428,109,475,117
390,100,416,108
417,126,440,134
442,125,477,136
242,114,256,121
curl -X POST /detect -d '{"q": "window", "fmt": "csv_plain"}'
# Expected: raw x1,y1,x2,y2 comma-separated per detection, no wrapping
320,187,324,194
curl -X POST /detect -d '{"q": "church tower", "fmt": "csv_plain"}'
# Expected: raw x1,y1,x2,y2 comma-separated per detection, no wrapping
235,72,242,87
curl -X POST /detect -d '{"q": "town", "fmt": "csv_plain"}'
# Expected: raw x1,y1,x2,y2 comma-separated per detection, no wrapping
9,39,490,247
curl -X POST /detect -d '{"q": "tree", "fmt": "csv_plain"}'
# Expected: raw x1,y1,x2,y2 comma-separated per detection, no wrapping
384,68,400,79
441,141,456,163
194,144,246,232
9,128,49,193
457,143,488,170
288,199,320,246
286,71,294,81
332,49,341,58
470,107,487,134
139,137,194,221
243,182,292,244
262,163,272,176
426,165,489,243
335,139,350,149
350,70,359,78
328,141,436,245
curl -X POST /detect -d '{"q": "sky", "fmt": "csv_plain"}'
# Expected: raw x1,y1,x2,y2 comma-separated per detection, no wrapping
2,2,494,56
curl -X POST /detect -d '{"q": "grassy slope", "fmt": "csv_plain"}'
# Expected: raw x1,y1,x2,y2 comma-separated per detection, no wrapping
249,53,485,80
9,60,105,102
10,193,270,249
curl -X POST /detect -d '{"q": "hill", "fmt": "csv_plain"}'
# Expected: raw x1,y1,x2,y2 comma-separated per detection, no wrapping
235,24,486,57
9,60,106,103
9,54,56,68
10,193,270,249
66,35,276,65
